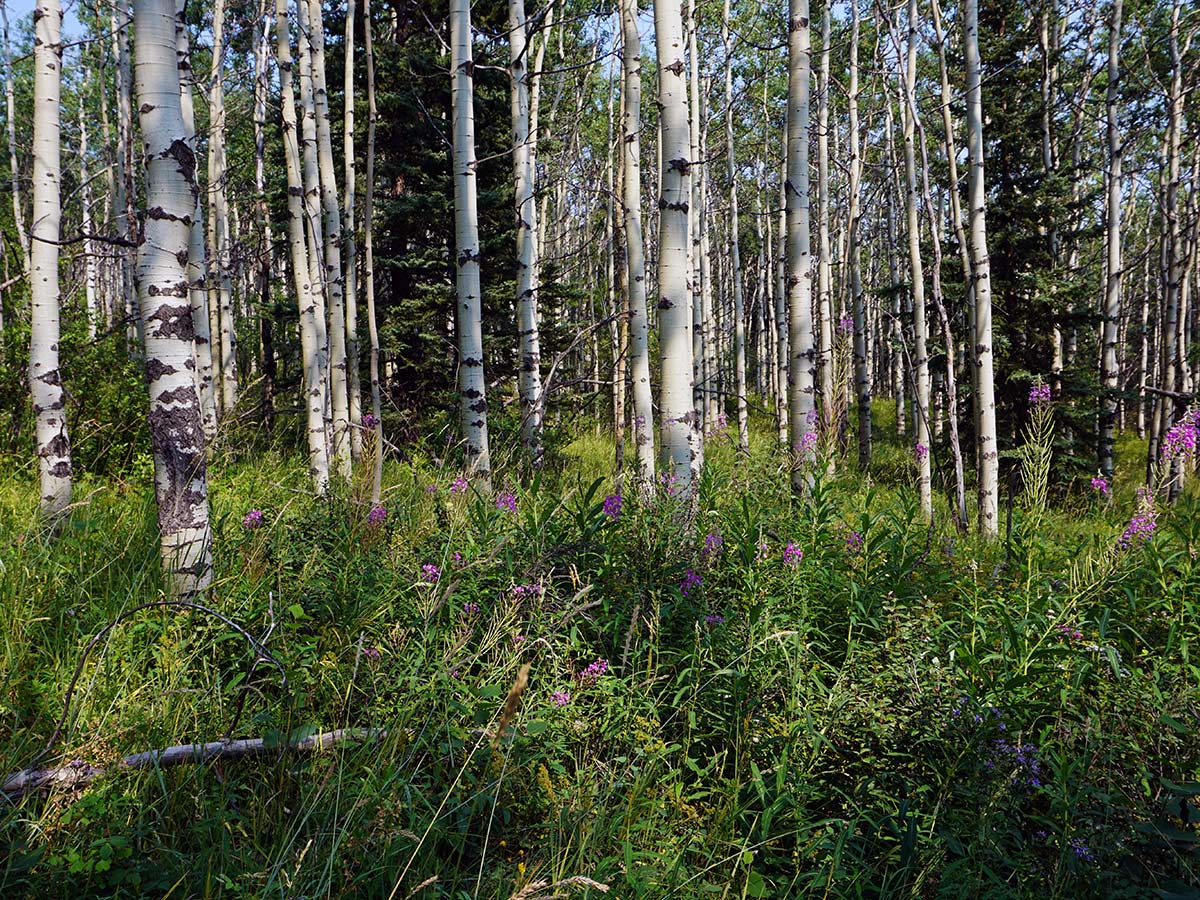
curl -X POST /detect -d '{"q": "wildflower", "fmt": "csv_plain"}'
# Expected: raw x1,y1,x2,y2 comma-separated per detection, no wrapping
450,477,469,495
796,431,818,455
915,442,929,462
551,690,571,707
367,505,387,526
1161,415,1198,459
451,551,463,565
462,601,480,616
425,484,438,494
1118,487,1157,549
242,509,264,530
837,315,854,335
362,413,378,429
1029,383,1052,404
421,563,441,584
755,540,770,561
1070,837,1095,863
701,530,724,561
659,472,678,496
704,613,725,627
511,582,543,600
845,531,864,554
496,491,518,513
362,647,381,661
1055,623,1083,642
783,542,803,565
1090,475,1110,496
679,569,702,596
580,658,608,682
602,493,622,520
512,634,526,644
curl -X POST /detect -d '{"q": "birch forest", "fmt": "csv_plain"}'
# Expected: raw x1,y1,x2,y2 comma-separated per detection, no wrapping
1,0,1199,895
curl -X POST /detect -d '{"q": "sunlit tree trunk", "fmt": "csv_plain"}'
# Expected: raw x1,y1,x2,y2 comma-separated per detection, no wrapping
787,0,816,491
722,0,748,452
816,2,833,439
133,0,213,595
654,0,697,494
253,0,275,431
2,0,29,276
1099,0,1122,478
78,105,98,340
306,0,350,479
207,0,238,415
30,0,71,520
847,0,870,469
965,0,999,536
364,0,382,504
621,0,655,492
452,0,491,479
114,3,140,354
343,0,361,461
277,0,330,492
687,0,705,434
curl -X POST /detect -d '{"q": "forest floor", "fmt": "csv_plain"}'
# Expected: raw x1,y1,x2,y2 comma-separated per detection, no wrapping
1,408,1198,899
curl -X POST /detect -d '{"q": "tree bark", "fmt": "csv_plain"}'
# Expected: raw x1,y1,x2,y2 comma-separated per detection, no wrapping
1100,0,1122,478
344,0,362,461
207,0,238,416
2,0,29,277
722,0,748,453
364,0,383,505
847,0,870,469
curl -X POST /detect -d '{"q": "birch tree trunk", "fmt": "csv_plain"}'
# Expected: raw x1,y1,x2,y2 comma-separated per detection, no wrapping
621,0,655,492
79,105,98,340
343,0,362,461
364,0,382,505
277,0,330,492
175,0,218,443
847,0,871,469
451,0,491,480
509,0,543,464
816,2,834,439
306,0,351,480
133,0,213,595
207,0,238,415
1100,0,1122,478
722,0,748,453
787,0,816,491
253,0,275,431
2,0,29,276
654,0,697,495
30,0,71,520
114,3,140,354
965,0,999,536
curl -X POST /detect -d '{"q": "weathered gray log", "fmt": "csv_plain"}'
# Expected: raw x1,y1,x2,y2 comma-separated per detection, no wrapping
3,728,386,795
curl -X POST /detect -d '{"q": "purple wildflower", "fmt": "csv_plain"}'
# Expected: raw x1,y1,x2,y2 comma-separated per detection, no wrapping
679,569,702,596
797,431,818,455
242,509,264,530
755,540,770,561
1161,414,1199,459
511,582,543,600
512,633,526,644
363,647,381,661
915,442,929,462
452,551,463,565
1118,487,1157,549
602,493,622,520
660,472,678,496
1090,475,1110,496
367,505,387,526
580,658,609,682
704,613,725,627
421,564,441,584
450,477,468,495
701,530,724,561
425,484,438,494
845,531,864,554
1055,623,1083,642
783,542,804,565
1070,837,1095,863
362,414,378,429
462,601,480,616
496,491,518,513
837,315,854,335
1029,383,1052,404
551,690,571,707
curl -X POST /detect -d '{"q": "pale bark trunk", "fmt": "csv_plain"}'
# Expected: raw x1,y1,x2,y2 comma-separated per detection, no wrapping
175,0,217,443
30,0,71,519
654,0,697,494
510,0,543,464
133,0,213,595
277,0,330,493
452,0,491,479
364,0,383,505
1100,0,1122,478
114,4,140,354
965,0,999,536
848,0,870,469
207,0,238,416
78,105,98,340
787,0,816,491
344,0,362,461
2,0,29,276
776,156,789,446
306,0,351,480
722,0,748,452
687,0,705,434
253,0,275,430
621,0,655,491
816,2,833,438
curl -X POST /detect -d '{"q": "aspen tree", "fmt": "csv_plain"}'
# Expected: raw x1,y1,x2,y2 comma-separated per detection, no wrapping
344,0,362,461
207,0,238,415
687,0,705,433
79,105,98,340
277,0,330,492
509,0,543,464
722,0,748,452
1,0,28,276
451,0,491,479
816,1,833,437
847,0,870,469
787,0,816,492
364,0,383,505
133,0,213,595
654,0,697,494
1100,0,1122,478
114,3,139,353
253,0,276,430
965,0,999,535
306,0,351,479
30,0,71,520
621,0,655,491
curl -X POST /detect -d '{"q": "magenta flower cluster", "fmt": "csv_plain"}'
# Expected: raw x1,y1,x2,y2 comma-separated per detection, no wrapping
1161,412,1199,459
462,600,480,616
704,613,725,627
242,509,264,530
362,414,377,429
915,443,929,462
1119,489,1157,549
701,530,723,561
1090,475,1110,496
496,491,518,513
450,477,468,495
1055,623,1083,641
783,542,804,565
679,569,702,596
845,531,864,554
602,493,622,520
837,315,854,335
421,564,440,584
511,582,543,600
579,658,608,683
367,505,387,526
1029,383,1052,404
797,431,818,454
551,690,571,707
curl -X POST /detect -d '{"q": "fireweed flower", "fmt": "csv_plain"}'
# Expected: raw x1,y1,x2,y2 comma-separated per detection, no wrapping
362,647,381,661
362,413,377,429
1029,383,1052,404
425,484,438,494
1055,623,1083,641
659,472,679,496
242,509,264,530
1161,414,1199,459
450,477,468,495
511,582,543,600
551,690,571,707
451,551,463,565
1090,475,1110,496
1119,487,1157,549
421,564,441,584
602,493,622,520
915,443,929,461
783,542,804,565
462,601,480,616
496,491,518,513
701,530,724,561
755,540,770,561
837,315,854,334
845,531,864,554
580,658,609,682
367,505,387,526
704,613,725,627
679,569,702,596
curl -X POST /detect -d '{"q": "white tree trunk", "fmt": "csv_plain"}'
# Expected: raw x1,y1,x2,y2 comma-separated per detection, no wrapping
207,0,238,416
654,0,697,495
277,0,330,492
965,0,999,535
847,0,870,469
509,0,543,464
2,0,29,276
787,0,816,491
29,0,71,519
78,104,98,340
621,0,655,491
306,0,351,480
364,0,383,505
1100,0,1122,478
451,0,491,479
816,2,833,437
175,0,218,443
722,0,748,453
114,4,140,354
343,0,362,462
133,0,213,595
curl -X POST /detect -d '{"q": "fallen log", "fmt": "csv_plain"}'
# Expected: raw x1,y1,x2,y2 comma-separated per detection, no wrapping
2,727,387,795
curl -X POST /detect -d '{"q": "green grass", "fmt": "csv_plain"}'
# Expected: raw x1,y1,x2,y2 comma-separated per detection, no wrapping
1,417,1198,899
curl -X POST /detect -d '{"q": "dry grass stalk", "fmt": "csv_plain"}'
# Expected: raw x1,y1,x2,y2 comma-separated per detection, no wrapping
492,662,531,749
